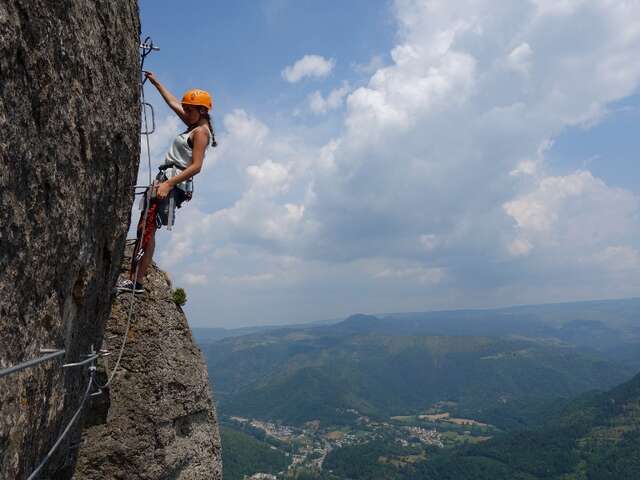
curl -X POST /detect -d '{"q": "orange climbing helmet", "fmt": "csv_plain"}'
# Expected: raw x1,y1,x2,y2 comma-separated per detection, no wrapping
181,89,213,111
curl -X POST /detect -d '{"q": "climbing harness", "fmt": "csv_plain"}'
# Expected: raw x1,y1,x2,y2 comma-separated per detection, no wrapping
0,37,161,480
156,164,190,228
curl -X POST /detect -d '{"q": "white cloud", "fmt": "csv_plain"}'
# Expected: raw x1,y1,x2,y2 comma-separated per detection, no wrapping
506,43,533,75
509,140,553,177
419,234,439,251
504,171,639,255
222,273,275,285
155,0,640,326
222,109,269,147
508,238,533,257
532,0,586,17
182,273,208,286
247,160,291,196
316,139,340,172
592,245,640,271
308,83,350,114
353,55,386,75
282,54,335,83
344,44,477,139
374,265,445,285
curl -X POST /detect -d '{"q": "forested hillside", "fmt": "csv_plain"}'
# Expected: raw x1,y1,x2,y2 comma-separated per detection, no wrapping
202,311,635,426
196,300,640,479
401,373,640,479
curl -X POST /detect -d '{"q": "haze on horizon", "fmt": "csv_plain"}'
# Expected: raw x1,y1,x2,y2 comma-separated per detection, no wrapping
139,0,640,328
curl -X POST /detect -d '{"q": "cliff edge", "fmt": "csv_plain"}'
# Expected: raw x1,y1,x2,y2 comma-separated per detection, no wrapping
74,254,223,479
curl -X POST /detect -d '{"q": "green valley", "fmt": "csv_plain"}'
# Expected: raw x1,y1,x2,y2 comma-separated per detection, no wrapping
197,299,640,479
403,372,640,479
203,315,634,426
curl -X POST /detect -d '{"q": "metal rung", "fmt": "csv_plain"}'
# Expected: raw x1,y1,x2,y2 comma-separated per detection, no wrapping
141,102,155,135
63,354,99,369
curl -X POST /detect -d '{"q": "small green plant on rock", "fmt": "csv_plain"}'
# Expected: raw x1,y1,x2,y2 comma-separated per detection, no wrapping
172,287,187,306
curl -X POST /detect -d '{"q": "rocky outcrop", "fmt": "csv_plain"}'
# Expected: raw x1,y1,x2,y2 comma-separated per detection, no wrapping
74,256,223,480
0,1,140,479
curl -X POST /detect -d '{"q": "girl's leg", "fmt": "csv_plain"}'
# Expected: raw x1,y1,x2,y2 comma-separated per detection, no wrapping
129,188,153,281
129,219,145,281
134,229,156,284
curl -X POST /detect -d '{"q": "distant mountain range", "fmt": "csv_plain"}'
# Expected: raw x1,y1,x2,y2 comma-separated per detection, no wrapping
192,317,340,342
199,298,640,426
196,297,640,363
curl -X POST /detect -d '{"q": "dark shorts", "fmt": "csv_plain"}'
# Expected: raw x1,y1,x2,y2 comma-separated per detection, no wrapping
139,171,188,230
156,186,186,228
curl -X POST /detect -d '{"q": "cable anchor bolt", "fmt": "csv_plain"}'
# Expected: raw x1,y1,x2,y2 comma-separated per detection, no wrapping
139,43,160,51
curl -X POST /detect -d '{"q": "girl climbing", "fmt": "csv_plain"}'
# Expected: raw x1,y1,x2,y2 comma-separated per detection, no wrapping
118,71,217,293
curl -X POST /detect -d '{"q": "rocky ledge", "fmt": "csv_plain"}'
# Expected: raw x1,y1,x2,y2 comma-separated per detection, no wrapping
73,254,222,479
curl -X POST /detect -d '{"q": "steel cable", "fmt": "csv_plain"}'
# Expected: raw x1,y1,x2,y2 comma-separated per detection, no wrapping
26,359,96,480
0,350,66,379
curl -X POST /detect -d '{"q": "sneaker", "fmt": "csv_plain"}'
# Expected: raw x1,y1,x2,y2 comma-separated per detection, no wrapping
116,279,144,294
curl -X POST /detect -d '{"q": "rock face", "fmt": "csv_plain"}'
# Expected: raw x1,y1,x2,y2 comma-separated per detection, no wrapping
74,256,223,480
0,1,140,479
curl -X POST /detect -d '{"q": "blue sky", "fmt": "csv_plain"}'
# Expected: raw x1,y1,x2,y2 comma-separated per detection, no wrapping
140,1,394,122
548,95,640,191
137,0,640,328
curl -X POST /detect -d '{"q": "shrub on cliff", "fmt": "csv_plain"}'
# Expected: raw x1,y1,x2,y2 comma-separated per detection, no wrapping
172,288,187,306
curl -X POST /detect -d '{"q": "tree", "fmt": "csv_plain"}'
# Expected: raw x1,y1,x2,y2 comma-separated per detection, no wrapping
172,287,187,306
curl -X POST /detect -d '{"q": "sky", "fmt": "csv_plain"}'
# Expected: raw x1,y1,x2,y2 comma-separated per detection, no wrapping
137,0,640,328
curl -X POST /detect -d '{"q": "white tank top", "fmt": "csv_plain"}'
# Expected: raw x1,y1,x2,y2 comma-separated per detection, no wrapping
161,127,211,191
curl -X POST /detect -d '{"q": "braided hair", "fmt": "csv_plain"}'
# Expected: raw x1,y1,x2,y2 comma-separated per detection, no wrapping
204,112,217,147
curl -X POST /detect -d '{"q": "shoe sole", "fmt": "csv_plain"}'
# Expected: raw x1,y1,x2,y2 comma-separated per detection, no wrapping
114,286,145,295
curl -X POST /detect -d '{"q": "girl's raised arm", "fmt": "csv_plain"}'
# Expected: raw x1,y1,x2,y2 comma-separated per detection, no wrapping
144,71,188,124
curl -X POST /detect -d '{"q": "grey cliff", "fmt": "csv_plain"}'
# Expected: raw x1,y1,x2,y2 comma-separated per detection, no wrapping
74,257,223,480
0,1,140,478
0,1,222,479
